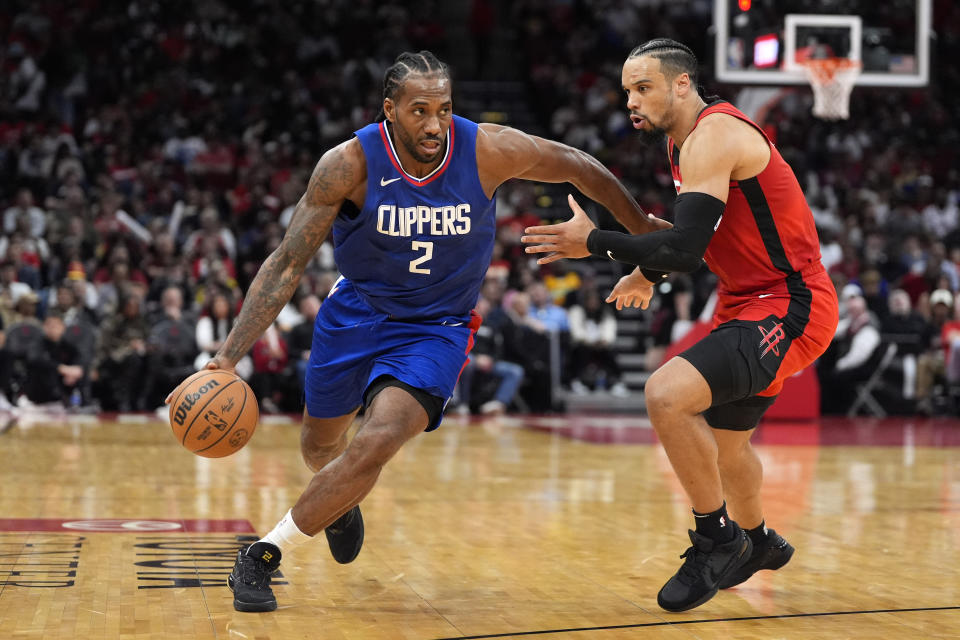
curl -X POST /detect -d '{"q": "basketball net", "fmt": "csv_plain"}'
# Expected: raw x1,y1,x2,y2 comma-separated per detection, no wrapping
801,58,861,120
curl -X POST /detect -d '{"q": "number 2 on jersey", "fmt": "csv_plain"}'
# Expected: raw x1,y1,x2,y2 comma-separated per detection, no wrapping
409,240,433,274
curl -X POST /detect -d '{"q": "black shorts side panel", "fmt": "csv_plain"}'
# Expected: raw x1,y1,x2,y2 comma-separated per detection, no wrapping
703,394,778,431
363,374,446,432
678,315,792,431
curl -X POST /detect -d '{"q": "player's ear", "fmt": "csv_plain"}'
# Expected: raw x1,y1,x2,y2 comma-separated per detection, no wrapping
675,72,691,96
383,98,395,123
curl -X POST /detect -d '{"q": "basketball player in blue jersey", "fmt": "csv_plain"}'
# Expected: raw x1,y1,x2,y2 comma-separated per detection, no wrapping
166,51,662,612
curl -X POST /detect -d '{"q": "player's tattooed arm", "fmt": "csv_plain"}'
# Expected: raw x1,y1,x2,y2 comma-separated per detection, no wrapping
476,124,668,235
215,139,366,368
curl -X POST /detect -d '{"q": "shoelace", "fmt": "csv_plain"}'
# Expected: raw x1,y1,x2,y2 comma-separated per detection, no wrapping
239,555,271,587
676,546,709,585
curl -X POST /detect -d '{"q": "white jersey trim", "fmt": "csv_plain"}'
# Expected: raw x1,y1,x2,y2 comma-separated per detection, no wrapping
381,122,451,183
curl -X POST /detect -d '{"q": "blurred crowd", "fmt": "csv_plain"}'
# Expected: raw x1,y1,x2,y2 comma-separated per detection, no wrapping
1,0,959,416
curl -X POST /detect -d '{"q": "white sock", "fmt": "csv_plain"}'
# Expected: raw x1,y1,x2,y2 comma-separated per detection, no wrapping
260,509,312,555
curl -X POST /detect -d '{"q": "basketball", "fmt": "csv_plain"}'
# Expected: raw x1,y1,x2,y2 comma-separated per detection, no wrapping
168,369,259,458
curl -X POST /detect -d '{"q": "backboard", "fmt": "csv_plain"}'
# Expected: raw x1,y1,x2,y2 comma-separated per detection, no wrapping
713,0,932,86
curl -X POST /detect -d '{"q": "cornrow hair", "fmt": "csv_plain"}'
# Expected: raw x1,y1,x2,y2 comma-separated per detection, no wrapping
376,50,451,122
628,38,701,93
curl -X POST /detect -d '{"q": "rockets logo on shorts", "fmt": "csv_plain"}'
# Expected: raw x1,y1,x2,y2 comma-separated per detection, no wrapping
757,321,786,358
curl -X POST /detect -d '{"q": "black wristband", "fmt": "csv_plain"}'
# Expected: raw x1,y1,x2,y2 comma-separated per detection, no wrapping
586,228,604,257
640,268,669,282
588,229,669,280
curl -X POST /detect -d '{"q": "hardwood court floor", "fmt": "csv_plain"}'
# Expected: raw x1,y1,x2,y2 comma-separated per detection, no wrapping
0,410,958,639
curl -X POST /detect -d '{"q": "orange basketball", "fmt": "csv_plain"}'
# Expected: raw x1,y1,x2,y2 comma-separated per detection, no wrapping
168,369,258,458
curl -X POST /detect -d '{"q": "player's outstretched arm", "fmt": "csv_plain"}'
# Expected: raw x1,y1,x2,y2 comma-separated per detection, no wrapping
523,118,739,272
213,139,365,371
476,124,666,235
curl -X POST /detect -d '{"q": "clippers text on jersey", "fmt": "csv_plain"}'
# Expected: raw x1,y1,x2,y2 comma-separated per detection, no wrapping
376,203,472,237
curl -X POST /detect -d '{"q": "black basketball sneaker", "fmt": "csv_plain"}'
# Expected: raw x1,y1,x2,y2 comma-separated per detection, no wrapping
657,523,752,612
719,528,794,589
228,541,282,612
325,505,364,564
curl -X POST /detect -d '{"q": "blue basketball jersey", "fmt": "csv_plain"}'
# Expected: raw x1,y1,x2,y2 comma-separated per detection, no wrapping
333,115,497,319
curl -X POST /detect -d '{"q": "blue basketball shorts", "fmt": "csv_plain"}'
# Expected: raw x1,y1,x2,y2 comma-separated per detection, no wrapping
304,278,480,430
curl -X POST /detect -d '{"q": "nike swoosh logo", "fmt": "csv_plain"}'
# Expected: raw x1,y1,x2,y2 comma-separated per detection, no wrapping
443,321,463,326
607,250,616,260
380,176,401,186
758,293,773,298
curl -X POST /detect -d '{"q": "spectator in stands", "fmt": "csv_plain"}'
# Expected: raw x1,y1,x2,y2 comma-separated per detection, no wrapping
506,290,553,411
62,264,100,323
23,312,83,406
0,235,43,290
568,287,628,396
144,232,189,303
92,289,149,411
2,188,46,238
288,294,321,394
10,290,41,327
916,288,955,414
250,322,291,414
880,289,928,407
855,268,888,319
95,260,139,316
194,257,242,312
818,292,883,414
144,286,198,409
185,207,237,262
0,261,32,328
195,290,253,379
526,281,569,333
456,295,525,415
927,241,959,293
942,295,960,391
645,275,695,373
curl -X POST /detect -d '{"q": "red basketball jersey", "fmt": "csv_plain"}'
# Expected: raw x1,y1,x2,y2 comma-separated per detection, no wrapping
668,101,823,298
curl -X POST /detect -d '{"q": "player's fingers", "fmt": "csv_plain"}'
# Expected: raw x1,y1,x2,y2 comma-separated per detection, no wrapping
567,193,585,216
521,235,559,245
204,360,220,370
524,243,557,254
640,296,651,310
524,225,556,235
536,253,562,265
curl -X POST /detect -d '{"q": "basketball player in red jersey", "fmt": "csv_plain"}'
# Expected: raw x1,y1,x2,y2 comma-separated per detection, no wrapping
522,39,839,612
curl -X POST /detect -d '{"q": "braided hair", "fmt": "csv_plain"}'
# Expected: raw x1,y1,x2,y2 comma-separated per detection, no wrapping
628,38,701,93
376,51,451,122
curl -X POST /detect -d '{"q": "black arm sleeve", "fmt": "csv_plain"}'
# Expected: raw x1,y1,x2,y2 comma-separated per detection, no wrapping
586,192,725,273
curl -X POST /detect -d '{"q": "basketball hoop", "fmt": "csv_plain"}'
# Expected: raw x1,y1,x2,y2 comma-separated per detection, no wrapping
800,58,861,120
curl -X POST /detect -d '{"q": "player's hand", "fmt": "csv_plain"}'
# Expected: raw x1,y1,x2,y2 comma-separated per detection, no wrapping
164,357,237,405
201,356,237,375
521,194,595,264
606,268,656,310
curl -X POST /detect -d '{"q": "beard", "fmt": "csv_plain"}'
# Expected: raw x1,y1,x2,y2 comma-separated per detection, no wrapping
636,124,667,146
392,122,443,164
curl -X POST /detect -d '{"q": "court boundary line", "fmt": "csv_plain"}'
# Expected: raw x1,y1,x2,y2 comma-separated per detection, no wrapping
434,605,960,639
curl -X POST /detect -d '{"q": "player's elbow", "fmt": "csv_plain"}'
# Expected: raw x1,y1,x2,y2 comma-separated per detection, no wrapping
647,230,707,272
672,252,704,273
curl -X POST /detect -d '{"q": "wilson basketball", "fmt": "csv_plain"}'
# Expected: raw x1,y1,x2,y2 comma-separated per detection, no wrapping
168,369,258,458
